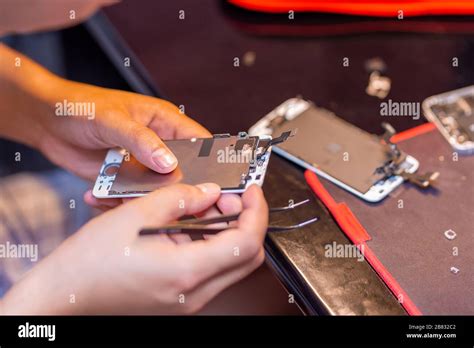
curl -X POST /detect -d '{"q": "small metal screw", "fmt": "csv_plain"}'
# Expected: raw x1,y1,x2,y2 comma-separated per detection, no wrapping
444,229,457,240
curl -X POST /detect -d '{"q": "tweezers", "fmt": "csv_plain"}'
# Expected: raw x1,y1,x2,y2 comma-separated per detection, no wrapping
139,199,318,236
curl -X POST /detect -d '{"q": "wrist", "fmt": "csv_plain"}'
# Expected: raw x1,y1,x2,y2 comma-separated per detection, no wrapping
1,250,87,315
0,44,71,150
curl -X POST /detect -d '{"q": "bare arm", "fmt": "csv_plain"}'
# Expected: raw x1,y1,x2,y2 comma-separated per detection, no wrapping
0,43,59,148
0,0,118,36
0,43,211,180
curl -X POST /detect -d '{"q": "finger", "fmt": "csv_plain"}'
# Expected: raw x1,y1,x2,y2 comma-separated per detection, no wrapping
107,118,178,174
155,233,176,245
83,190,123,211
149,111,211,140
234,185,268,242
169,233,192,244
173,185,268,287
123,183,222,227
216,194,243,227
197,206,228,230
198,194,242,222
40,137,107,180
198,194,243,239
129,98,211,139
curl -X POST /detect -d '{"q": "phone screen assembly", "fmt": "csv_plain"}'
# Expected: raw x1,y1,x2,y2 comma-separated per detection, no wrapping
92,133,275,198
249,98,419,202
423,85,474,155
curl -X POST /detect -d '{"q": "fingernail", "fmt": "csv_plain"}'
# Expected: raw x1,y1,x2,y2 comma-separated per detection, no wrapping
196,183,221,195
152,148,177,170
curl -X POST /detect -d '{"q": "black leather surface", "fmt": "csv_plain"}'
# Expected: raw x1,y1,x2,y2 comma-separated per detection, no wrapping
263,155,405,315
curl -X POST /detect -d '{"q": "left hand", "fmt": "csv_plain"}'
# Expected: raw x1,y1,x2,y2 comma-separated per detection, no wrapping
0,44,210,209
37,78,210,180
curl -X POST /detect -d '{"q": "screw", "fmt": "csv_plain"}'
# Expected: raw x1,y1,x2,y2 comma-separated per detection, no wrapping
444,229,457,240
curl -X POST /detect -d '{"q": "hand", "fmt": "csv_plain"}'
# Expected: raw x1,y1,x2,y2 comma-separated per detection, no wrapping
1,184,268,314
0,44,210,180
37,78,211,180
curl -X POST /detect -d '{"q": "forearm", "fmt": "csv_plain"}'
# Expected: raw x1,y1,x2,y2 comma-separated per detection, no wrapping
1,270,70,315
0,43,62,148
0,247,85,315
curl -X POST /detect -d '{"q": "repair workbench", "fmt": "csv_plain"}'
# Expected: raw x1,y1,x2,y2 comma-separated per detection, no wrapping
87,0,474,315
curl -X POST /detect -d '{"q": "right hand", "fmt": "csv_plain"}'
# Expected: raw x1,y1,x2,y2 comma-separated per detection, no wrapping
1,184,268,314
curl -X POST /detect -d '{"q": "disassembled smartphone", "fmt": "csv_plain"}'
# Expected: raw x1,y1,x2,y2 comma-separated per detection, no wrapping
422,85,474,155
93,132,290,198
249,98,422,202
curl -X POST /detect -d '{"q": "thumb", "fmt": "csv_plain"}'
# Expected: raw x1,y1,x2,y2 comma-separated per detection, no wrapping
112,119,178,174
123,183,222,227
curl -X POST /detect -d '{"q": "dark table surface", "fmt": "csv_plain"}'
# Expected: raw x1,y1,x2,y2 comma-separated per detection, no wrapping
101,0,474,315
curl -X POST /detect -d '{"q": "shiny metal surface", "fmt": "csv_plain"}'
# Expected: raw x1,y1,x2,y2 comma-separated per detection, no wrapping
112,136,253,193
263,155,405,315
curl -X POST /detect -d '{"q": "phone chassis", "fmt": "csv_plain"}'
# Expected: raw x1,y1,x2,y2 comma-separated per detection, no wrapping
249,98,419,203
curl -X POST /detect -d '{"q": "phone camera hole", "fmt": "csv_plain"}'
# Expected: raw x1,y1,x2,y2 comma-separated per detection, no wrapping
103,164,120,176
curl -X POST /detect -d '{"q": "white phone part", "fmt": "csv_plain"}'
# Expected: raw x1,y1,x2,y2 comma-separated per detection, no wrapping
422,85,474,155
93,133,274,199
249,98,419,203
